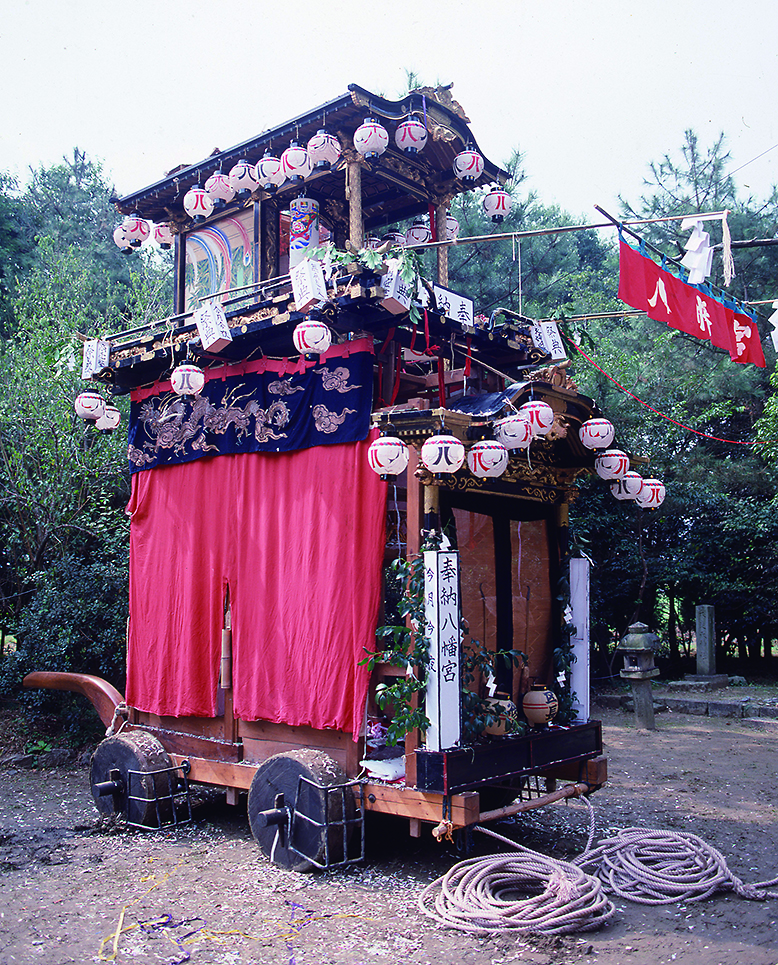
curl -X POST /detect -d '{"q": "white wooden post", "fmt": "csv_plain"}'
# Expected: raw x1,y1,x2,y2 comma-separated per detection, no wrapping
569,557,591,723
424,550,462,751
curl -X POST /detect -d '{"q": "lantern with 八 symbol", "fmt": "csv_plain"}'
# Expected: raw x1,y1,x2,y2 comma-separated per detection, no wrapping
74,392,107,421
518,400,555,437
205,171,236,208
421,434,466,475
229,159,259,196
95,405,121,432
395,115,427,154
445,215,460,241
121,214,150,247
595,449,629,480
405,218,431,246
483,186,512,223
281,142,312,183
453,148,484,183
255,152,285,192
171,363,206,396
353,117,389,159
153,223,174,249
293,316,332,355
611,471,644,501
494,414,533,450
579,418,615,450
635,479,665,509
183,186,214,222
368,436,409,478
307,129,341,170
467,440,509,478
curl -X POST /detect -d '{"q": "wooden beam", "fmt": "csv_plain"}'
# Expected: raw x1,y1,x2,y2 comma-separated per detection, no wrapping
358,784,480,828
170,753,257,790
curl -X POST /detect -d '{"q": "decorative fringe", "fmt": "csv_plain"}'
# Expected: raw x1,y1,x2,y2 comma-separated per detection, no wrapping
722,210,735,286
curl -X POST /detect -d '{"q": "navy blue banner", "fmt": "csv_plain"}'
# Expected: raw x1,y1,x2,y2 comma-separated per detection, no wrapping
128,345,374,473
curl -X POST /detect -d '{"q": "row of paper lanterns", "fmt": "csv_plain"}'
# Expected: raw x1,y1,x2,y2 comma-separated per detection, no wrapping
369,412,666,509
114,116,513,250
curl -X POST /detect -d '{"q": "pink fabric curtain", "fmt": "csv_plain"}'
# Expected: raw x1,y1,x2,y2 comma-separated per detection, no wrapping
126,440,387,737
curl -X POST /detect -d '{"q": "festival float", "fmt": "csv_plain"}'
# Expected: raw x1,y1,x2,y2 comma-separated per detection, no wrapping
25,83,669,870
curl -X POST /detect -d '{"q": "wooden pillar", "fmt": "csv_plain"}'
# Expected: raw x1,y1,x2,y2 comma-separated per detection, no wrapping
173,232,187,315
435,200,449,287
259,197,279,280
346,152,364,250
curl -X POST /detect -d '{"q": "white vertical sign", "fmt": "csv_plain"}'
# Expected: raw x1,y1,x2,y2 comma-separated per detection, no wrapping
569,557,590,723
195,302,233,353
81,339,111,379
424,550,462,751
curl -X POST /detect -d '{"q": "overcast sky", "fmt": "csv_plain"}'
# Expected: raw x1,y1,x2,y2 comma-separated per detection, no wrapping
2,0,777,225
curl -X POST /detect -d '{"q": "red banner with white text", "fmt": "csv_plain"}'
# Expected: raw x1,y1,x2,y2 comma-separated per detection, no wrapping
618,239,764,367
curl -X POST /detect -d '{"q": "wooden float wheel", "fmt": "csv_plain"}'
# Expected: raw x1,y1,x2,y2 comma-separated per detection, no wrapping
90,731,174,828
247,749,354,871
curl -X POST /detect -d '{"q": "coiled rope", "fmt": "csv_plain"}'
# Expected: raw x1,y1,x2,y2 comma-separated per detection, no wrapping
418,796,778,935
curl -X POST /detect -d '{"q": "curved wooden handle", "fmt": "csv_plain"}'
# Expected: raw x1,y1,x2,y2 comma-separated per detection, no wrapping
23,671,125,727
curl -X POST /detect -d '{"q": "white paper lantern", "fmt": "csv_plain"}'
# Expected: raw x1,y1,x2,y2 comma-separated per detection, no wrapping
395,116,428,154
307,129,341,170
74,391,107,421
595,449,629,480
421,434,466,474
467,440,509,478
171,363,206,396
255,153,285,192
183,185,215,222
611,472,644,501
229,159,259,195
354,117,389,159
579,418,615,450
205,171,236,207
518,400,555,437
95,404,121,431
121,215,150,247
368,436,409,476
153,223,174,249
453,149,484,183
281,142,313,183
293,318,332,355
483,186,512,223
382,231,406,248
365,236,383,250
445,215,460,241
113,225,132,252
495,414,533,450
405,218,431,246
635,479,666,509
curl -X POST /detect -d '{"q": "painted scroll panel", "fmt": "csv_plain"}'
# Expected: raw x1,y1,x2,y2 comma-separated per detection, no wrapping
184,209,255,312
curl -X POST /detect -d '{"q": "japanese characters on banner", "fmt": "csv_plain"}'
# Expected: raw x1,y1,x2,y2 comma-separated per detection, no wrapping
195,302,233,353
433,285,474,328
618,239,765,367
81,339,111,379
530,320,567,361
424,550,462,752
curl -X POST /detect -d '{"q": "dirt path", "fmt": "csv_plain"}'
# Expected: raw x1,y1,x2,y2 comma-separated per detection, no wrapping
2,708,778,964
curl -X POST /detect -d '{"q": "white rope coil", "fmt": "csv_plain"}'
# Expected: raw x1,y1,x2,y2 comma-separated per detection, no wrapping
418,828,616,935
418,797,778,936
575,827,778,905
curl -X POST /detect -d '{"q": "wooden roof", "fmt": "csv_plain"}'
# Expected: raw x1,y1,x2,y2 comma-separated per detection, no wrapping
114,84,509,228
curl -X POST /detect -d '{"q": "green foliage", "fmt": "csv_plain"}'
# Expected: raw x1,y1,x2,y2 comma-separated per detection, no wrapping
363,553,432,746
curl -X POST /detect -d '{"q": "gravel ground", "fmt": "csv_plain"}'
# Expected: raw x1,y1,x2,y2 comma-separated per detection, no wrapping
2,704,778,964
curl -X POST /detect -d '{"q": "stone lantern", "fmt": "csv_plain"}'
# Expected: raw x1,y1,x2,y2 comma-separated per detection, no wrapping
617,622,660,730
